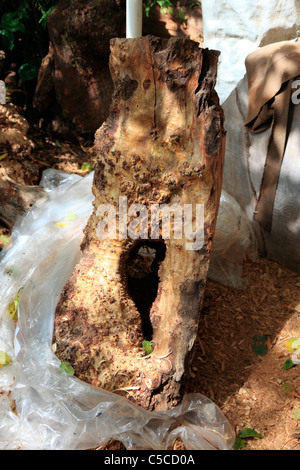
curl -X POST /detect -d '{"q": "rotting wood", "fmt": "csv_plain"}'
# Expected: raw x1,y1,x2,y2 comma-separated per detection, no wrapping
53,36,225,411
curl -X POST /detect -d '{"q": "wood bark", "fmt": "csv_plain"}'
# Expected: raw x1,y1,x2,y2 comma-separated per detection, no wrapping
53,36,225,411
0,176,45,228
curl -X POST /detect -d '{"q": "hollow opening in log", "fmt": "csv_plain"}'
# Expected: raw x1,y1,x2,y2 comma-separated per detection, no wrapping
125,240,166,341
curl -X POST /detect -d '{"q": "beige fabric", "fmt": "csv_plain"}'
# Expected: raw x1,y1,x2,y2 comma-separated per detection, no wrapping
244,42,300,232
245,41,300,130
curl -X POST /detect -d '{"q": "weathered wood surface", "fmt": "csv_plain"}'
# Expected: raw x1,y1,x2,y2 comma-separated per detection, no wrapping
53,36,225,411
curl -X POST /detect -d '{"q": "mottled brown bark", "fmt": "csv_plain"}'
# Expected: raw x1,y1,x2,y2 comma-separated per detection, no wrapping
53,36,225,411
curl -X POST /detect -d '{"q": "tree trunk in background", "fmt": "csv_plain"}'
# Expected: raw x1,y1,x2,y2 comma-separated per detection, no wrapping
33,0,126,134
33,0,203,135
53,36,225,411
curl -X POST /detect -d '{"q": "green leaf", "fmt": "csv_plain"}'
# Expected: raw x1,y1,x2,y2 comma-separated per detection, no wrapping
0,29,15,50
8,298,18,321
283,382,295,396
81,162,94,172
234,428,262,449
142,341,153,355
233,437,247,450
7,287,23,321
143,0,174,17
16,2,31,20
286,338,300,353
18,59,41,82
178,8,187,21
284,359,296,370
238,428,262,439
0,350,11,367
0,234,10,245
1,12,25,33
67,212,78,221
38,5,56,28
253,335,268,357
60,361,75,375
294,409,300,420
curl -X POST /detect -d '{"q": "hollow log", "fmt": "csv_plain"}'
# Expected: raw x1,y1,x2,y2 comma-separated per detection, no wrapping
53,36,225,411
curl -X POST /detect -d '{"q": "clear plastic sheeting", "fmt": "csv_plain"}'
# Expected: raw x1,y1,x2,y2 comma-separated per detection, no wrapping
0,169,235,450
209,191,258,289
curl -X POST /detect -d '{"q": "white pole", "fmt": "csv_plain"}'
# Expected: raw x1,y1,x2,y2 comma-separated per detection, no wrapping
126,0,143,38
0,81,5,105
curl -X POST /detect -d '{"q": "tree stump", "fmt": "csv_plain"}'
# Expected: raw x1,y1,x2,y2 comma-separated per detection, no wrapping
53,36,225,411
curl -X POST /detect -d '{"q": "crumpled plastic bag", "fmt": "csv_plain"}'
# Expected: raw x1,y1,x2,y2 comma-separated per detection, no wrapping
0,169,236,450
209,190,258,289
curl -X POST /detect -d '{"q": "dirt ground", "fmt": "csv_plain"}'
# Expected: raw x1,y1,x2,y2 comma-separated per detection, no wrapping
189,259,300,451
0,117,299,451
